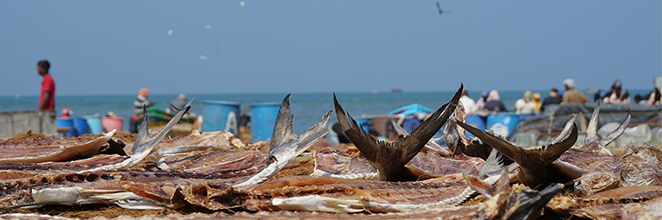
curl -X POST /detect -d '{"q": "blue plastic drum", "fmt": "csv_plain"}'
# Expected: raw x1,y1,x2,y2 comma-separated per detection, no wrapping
486,113,520,138
85,116,104,134
402,118,421,134
251,102,281,142
465,114,487,138
56,118,77,138
72,117,90,136
202,101,240,135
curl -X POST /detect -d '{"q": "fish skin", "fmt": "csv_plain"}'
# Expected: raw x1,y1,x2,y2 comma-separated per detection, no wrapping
620,145,662,187
333,84,463,181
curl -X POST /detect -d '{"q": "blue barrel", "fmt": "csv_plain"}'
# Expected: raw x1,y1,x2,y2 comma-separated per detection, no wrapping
402,118,421,134
251,102,280,142
487,113,520,138
465,114,487,138
85,116,104,134
354,118,371,132
202,101,240,135
56,118,77,138
72,117,90,136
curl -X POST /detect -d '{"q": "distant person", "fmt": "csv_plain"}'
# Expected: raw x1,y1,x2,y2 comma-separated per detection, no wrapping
459,90,475,114
167,94,188,113
61,108,71,119
648,88,661,104
473,89,489,112
602,80,630,104
634,94,644,104
541,88,562,111
532,92,542,110
515,91,539,115
134,88,153,114
561,79,589,104
37,60,55,111
484,90,507,112
130,88,154,133
593,89,603,102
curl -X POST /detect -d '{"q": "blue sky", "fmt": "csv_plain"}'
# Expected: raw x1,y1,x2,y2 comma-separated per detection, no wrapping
0,1,660,96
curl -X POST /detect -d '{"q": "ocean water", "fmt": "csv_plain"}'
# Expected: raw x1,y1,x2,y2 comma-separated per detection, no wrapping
0,89,649,134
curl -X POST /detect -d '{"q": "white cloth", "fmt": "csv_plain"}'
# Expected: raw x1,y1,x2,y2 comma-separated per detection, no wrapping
460,95,475,114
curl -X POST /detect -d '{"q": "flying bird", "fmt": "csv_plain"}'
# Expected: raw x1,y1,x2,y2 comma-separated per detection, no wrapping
436,2,452,15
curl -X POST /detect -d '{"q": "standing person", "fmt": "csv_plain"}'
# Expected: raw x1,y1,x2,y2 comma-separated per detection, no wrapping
37,60,55,111
130,88,154,133
541,88,562,111
561,79,589,104
602,80,630,104
484,90,507,112
459,90,475,114
515,91,539,115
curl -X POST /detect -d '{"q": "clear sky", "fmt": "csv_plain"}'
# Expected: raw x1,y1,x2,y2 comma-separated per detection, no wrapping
0,1,660,96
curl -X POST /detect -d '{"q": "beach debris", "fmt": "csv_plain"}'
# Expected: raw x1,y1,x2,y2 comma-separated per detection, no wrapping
199,55,208,61
205,24,212,29
167,29,174,36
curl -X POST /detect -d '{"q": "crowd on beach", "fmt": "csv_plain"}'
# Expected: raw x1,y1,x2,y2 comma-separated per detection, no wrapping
459,78,662,117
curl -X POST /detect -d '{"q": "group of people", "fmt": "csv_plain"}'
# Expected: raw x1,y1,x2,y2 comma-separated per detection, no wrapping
458,78,660,118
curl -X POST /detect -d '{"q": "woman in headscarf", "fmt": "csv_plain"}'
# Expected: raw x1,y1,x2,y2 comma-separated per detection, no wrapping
473,89,490,112
603,80,630,104
532,93,542,111
484,90,507,112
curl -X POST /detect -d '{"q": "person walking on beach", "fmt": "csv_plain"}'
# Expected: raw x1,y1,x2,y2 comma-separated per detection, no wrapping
37,60,55,111
561,79,589,104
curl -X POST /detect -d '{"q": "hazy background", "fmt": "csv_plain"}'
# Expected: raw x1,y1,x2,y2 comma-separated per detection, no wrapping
1,1,660,96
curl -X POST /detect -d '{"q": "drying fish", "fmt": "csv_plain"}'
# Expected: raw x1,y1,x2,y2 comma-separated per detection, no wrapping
12,94,331,210
548,185,662,219
333,84,463,181
620,144,662,187
0,101,192,208
0,130,115,163
312,144,485,180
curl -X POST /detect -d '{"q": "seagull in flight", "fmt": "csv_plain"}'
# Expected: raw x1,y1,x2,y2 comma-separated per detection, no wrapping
436,2,452,15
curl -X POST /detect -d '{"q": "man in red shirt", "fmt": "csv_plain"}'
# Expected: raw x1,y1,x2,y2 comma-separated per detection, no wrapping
37,60,55,110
